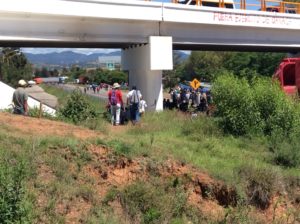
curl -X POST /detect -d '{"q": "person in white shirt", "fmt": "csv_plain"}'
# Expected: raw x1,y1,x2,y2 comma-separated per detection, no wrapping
126,86,142,124
139,97,147,116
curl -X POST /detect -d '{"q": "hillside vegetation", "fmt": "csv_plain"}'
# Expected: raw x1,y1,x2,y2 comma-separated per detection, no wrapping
1,78,300,223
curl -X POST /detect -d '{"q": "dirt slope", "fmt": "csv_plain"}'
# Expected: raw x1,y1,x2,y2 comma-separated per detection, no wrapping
1,112,299,223
0,112,101,139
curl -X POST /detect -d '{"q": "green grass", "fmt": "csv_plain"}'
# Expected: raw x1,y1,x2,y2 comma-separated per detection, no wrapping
1,84,299,223
109,110,300,193
41,84,107,113
41,84,109,131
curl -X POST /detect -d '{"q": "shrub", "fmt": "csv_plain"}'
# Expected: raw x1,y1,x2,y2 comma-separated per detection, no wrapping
212,73,262,135
0,159,31,223
252,78,296,136
269,130,300,168
212,73,299,137
59,89,97,124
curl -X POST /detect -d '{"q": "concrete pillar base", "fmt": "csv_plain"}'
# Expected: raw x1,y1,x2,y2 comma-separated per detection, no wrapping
122,36,173,111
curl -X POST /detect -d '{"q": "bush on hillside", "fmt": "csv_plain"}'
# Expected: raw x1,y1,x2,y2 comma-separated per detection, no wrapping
252,78,297,136
59,89,97,124
211,73,263,135
212,73,299,137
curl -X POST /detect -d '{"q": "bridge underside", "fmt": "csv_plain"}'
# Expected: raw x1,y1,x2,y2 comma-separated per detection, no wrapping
1,41,300,53
1,0,300,110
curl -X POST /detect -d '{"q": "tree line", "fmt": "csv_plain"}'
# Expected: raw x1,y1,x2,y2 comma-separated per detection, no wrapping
0,47,288,88
163,51,286,88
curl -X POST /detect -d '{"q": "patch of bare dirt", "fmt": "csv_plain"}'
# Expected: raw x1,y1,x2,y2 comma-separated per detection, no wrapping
0,112,101,139
56,197,92,224
2,112,298,222
78,147,238,222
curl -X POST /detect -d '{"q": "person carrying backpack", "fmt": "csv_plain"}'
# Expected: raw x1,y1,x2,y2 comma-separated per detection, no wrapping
126,85,142,125
108,83,124,126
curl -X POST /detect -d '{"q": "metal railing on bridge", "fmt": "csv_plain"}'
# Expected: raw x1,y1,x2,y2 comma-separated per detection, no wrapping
146,0,300,14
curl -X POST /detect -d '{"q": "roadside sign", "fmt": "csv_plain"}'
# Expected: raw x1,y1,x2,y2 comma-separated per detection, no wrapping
190,78,200,90
106,62,115,71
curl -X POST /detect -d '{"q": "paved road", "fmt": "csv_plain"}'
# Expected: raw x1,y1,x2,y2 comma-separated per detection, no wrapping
52,84,129,103
25,85,58,108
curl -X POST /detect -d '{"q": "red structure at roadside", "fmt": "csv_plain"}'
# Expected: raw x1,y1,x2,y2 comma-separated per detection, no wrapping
273,58,300,95
34,77,43,84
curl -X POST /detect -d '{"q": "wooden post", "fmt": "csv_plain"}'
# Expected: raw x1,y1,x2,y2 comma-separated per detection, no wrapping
39,102,43,118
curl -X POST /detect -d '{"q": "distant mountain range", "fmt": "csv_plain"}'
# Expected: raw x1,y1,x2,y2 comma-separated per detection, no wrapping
24,50,121,67
24,50,189,67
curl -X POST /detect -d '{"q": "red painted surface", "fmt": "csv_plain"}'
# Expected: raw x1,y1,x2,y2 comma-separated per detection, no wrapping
34,77,43,84
273,58,300,95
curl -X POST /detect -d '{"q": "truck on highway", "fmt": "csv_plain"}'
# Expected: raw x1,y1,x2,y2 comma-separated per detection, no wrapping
273,57,300,95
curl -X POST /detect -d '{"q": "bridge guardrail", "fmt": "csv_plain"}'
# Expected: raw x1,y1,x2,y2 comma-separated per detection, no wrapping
147,0,300,14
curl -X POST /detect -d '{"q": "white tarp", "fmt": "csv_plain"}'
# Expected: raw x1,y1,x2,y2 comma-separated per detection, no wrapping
0,81,56,116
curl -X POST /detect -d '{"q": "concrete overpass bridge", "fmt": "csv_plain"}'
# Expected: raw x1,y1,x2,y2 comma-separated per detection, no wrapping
1,0,300,110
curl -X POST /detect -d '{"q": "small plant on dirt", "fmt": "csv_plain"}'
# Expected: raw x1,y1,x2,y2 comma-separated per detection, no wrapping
0,159,31,223
28,106,54,119
83,206,121,224
102,187,119,205
119,179,195,224
237,164,282,210
75,185,96,204
108,140,131,156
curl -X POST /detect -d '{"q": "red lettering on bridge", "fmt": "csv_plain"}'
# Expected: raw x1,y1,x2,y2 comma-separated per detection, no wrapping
213,12,290,26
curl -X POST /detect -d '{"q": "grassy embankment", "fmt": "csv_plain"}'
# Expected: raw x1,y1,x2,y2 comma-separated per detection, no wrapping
45,84,300,217
0,84,299,223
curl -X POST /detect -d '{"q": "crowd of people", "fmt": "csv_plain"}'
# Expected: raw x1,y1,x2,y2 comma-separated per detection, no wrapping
10,78,210,123
84,82,128,94
164,86,213,114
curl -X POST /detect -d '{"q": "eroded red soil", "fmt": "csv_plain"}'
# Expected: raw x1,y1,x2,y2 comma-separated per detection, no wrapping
1,112,299,223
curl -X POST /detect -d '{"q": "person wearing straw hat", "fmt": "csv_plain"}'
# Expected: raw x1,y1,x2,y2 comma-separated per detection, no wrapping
107,82,124,125
12,79,28,115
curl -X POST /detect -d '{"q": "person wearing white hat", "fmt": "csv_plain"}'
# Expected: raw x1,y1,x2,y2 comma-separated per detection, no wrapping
107,83,124,125
12,80,28,115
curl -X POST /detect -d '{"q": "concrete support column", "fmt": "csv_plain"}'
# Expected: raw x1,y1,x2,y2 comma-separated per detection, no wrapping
122,36,173,111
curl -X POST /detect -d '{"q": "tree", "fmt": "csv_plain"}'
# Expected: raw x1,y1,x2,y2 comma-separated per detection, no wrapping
0,47,33,87
223,52,285,78
172,51,286,84
163,51,187,88
183,51,226,82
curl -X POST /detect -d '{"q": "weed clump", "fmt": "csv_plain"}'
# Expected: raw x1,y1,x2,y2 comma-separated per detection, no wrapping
237,164,283,209
0,157,31,223
118,179,201,224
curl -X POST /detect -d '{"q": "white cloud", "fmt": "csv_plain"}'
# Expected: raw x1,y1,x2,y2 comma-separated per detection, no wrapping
21,48,119,55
